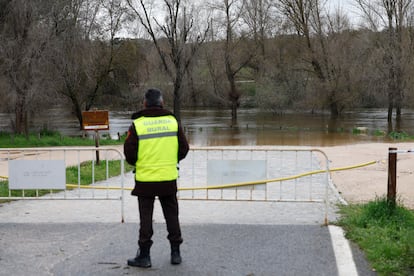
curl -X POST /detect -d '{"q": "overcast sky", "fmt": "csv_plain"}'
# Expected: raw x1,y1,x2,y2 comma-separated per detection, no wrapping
119,0,369,38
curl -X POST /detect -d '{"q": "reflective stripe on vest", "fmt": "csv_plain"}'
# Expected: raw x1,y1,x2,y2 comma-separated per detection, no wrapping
133,115,179,182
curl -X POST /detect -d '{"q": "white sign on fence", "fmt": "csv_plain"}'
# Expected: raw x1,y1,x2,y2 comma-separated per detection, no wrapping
9,160,66,190
207,160,266,190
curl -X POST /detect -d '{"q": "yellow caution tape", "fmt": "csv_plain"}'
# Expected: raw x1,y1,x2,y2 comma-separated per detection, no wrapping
63,160,379,191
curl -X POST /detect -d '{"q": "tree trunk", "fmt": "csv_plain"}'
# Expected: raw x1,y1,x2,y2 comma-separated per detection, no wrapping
396,106,402,121
14,87,29,136
387,120,393,134
187,66,197,106
395,86,402,122
386,60,395,123
231,100,238,126
70,95,84,130
329,101,339,119
395,115,401,132
173,81,182,123
14,96,28,136
227,74,239,124
225,46,239,124
387,102,393,123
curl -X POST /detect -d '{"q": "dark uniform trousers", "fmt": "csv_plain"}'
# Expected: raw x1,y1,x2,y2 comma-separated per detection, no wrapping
137,195,183,248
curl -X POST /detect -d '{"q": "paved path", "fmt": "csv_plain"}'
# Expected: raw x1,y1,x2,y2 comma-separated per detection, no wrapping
1,222,368,276
0,174,376,276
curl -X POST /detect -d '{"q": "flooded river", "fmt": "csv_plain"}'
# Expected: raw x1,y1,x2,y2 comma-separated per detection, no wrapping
1,108,414,146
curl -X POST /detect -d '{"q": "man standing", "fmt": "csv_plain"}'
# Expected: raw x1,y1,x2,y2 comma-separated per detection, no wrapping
124,88,189,268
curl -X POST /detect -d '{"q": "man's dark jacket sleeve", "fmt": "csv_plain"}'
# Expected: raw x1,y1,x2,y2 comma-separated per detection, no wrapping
177,124,189,161
124,124,138,166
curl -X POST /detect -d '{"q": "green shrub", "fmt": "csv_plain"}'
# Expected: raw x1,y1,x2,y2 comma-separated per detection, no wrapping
352,128,361,134
388,131,411,140
374,129,386,137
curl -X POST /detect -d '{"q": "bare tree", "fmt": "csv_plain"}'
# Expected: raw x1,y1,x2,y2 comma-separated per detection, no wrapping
47,0,131,129
204,40,229,106
276,0,355,118
0,0,56,135
240,0,290,113
356,0,414,124
86,0,132,110
45,0,95,129
241,0,279,72
126,0,209,122
208,0,257,124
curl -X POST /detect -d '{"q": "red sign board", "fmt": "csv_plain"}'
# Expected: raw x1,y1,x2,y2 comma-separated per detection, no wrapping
82,110,109,130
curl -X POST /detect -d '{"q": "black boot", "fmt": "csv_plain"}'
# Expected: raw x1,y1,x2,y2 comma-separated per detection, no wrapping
170,245,182,265
127,247,151,268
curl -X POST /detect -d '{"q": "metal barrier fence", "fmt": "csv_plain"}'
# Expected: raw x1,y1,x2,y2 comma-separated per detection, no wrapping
0,146,332,223
177,147,331,221
0,147,125,219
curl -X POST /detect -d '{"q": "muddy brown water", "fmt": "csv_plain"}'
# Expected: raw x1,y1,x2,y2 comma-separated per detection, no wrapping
1,108,414,146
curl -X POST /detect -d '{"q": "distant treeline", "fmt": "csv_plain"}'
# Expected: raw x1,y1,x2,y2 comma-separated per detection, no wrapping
1,0,413,134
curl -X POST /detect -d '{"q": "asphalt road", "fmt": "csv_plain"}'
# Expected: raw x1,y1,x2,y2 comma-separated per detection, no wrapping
0,194,376,276
0,165,376,276
0,222,375,276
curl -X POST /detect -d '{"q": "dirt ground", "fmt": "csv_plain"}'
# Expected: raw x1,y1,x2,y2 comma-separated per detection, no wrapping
320,142,414,209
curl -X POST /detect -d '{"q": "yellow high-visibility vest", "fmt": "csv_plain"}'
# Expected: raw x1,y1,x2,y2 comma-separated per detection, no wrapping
133,115,179,182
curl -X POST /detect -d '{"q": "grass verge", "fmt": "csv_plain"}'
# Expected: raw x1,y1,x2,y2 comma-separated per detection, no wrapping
0,131,125,148
336,197,414,275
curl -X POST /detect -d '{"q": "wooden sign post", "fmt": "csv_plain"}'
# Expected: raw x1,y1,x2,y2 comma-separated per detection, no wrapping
387,147,397,207
82,110,109,165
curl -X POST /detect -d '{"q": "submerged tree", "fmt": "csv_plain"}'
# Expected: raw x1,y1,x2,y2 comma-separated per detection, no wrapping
47,0,131,129
0,0,56,135
356,0,414,125
208,0,256,124
277,0,355,118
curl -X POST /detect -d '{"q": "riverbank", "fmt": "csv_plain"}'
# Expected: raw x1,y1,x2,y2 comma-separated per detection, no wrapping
321,142,414,209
